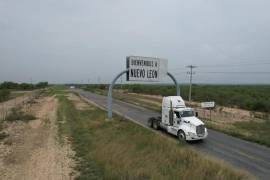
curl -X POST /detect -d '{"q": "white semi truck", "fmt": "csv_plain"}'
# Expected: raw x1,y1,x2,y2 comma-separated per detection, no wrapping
148,96,208,141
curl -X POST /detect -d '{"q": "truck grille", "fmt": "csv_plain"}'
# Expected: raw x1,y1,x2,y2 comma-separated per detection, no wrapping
196,125,205,136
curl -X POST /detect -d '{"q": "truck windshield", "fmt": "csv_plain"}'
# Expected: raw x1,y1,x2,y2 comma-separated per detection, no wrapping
181,110,194,117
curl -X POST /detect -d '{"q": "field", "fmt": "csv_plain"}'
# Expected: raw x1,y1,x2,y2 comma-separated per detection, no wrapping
0,89,74,180
83,85,270,147
56,89,250,179
83,84,270,113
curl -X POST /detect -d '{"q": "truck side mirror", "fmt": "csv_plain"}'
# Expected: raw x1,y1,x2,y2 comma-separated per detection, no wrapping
195,112,198,117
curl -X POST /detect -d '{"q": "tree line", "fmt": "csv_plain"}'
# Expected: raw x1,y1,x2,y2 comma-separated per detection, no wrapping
0,81,48,90
0,81,49,102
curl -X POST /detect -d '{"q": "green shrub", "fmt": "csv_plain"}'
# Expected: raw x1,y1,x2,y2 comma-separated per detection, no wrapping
35,82,48,88
0,89,10,102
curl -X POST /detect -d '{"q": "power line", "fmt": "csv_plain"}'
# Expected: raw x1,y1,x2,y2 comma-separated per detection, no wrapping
171,71,270,75
196,71,270,74
199,62,270,68
170,62,270,71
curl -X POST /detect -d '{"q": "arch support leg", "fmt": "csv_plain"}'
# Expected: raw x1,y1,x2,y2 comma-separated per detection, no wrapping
107,69,128,119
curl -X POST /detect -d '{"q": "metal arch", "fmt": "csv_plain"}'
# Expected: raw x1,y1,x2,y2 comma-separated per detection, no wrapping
107,69,128,119
167,72,180,96
107,70,180,119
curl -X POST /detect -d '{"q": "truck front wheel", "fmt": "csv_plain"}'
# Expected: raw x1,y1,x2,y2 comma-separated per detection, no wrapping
178,130,186,142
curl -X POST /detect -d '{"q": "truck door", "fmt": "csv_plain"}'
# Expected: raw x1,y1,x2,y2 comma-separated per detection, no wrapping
167,111,180,136
162,107,169,125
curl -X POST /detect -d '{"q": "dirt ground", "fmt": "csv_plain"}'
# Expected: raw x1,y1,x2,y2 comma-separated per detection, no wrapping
0,92,32,120
0,95,75,180
67,93,91,110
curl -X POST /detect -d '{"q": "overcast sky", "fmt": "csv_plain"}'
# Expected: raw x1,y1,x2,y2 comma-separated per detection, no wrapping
0,0,270,84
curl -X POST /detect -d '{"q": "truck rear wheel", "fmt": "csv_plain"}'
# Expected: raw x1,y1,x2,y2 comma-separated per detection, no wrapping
178,130,186,142
153,120,159,130
147,118,153,128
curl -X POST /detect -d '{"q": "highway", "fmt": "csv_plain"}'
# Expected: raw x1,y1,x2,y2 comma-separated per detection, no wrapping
76,90,270,180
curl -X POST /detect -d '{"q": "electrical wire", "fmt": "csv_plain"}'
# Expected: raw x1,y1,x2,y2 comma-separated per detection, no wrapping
169,62,270,71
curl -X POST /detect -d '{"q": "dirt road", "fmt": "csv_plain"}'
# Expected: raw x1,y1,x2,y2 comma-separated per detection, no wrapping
0,96,75,180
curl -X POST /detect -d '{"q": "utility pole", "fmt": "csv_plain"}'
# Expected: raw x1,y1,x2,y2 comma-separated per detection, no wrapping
120,75,123,89
186,65,197,102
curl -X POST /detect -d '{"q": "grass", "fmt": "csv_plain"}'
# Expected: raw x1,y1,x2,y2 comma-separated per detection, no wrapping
83,84,270,113
205,118,270,147
5,106,36,122
84,88,162,112
56,91,250,180
83,88,270,147
9,91,27,99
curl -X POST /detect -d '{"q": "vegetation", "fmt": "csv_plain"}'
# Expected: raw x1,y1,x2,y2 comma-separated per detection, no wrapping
205,118,270,147
5,106,36,122
83,84,270,113
56,91,250,180
0,89,10,102
81,88,270,147
0,81,49,103
0,81,49,90
0,132,9,141
35,82,49,89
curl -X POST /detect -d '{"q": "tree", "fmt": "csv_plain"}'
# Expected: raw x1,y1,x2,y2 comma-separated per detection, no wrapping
36,82,48,88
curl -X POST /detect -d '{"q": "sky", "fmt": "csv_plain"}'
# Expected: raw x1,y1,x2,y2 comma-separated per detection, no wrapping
0,0,270,84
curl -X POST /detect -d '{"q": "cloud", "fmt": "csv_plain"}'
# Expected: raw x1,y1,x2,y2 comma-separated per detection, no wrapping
0,0,269,84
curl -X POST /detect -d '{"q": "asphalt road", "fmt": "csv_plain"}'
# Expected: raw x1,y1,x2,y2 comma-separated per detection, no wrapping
76,90,270,179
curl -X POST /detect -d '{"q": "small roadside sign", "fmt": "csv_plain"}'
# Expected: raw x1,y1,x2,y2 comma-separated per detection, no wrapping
126,56,168,82
201,102,215,108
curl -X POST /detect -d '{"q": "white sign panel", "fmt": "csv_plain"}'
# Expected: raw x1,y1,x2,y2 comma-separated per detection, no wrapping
126,56,168,82
201,102,215,108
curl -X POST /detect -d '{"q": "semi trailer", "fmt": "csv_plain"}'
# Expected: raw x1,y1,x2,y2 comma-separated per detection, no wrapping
148,96,208,141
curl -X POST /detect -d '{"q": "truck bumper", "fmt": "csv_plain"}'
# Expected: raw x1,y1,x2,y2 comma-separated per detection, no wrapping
186,131,208,141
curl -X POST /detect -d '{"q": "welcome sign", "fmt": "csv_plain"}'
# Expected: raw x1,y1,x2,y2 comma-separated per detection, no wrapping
126,56,168,82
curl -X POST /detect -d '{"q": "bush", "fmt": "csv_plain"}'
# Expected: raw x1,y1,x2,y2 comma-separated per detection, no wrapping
20,83,34,90
0,132,9,140
5,107,36,122
36,82,48,89
0,89,10,102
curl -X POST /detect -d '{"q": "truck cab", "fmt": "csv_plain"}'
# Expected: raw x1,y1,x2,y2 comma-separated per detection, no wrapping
149,96,208,141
